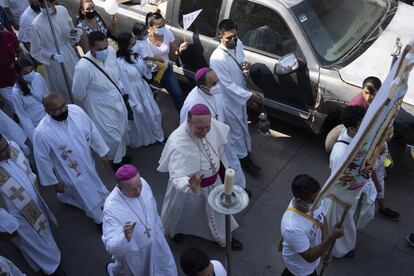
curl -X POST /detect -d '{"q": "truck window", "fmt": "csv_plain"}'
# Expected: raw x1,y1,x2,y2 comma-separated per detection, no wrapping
230,0,298,58
178,0,222,37
117,0,167,17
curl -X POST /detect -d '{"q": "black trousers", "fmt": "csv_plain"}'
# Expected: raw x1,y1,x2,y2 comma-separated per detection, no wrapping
282,268,318,276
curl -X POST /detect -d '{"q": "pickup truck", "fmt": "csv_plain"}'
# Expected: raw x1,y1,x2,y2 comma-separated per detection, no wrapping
61,0,414,147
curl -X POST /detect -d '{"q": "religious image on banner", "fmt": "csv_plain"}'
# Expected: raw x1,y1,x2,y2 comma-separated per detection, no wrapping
313,40,414,208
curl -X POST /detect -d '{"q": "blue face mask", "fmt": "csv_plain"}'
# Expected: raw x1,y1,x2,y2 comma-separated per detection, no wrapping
23,71,35,82
95,49,109,61
154,27,165,36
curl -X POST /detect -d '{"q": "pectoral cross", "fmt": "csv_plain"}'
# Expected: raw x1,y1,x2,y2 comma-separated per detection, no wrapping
10,186,25,201
38,219,47,233
209,162,216,173
144,227,151,238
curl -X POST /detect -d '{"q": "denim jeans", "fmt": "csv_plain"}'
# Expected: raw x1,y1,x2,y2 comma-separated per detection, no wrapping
160,64,184,111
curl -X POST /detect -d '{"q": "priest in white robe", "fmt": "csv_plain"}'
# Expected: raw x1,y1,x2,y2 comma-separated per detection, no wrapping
0,134,63,275
116,33,164,148
180,67,246,191
102,164,177,276
33,94,110,224
30,0,79,102
323,106,376,258
210,19,263,177
158,103,243,250
0,109,30,155
72,31,128,165
18,0,41,51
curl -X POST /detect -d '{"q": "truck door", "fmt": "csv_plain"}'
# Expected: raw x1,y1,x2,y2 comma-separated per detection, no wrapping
230,0,315,117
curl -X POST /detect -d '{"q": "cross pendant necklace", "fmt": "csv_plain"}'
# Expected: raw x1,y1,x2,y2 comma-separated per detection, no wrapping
120,194,151,238
198,89,219,121
201,138,216,173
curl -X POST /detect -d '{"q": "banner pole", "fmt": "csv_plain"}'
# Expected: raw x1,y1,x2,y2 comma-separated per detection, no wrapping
43,0,74,103
319,203,351,276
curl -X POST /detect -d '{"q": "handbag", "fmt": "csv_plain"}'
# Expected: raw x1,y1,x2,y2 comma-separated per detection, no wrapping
81,56,134,120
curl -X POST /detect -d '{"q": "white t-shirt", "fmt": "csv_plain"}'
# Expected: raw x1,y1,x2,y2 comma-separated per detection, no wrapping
212,260,227,276
147,28,175,64
281,200,325,276
0,0,29,23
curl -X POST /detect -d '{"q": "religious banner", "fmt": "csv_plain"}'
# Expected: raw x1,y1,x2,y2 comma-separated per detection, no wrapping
183,9,203,31
313,41,414,208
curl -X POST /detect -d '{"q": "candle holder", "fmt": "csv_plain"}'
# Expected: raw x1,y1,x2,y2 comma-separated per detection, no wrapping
208,185,249,276
209,186,249,215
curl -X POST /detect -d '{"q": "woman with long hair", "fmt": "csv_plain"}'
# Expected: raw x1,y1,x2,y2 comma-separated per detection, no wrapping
76,0,117,53
116,32,164,147
145,12,188,111
12,56,48,143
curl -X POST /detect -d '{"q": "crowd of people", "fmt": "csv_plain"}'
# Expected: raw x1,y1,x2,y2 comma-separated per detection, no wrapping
0,0,413,275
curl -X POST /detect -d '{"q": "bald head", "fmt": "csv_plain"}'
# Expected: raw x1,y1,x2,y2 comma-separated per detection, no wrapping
44,93,69,121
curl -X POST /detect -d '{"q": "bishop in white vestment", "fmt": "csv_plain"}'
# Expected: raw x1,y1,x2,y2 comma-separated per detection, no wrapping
159,104,242,250
102,164,177,276
30,2,79,102
180,67,246,189
0,135,62,275
33,95,110,224
72,32,128,164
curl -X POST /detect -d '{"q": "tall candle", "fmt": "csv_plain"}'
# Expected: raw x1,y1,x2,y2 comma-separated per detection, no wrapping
224,168,235,195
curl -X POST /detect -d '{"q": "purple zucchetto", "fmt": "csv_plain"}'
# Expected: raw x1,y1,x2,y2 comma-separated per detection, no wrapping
115,164,138,181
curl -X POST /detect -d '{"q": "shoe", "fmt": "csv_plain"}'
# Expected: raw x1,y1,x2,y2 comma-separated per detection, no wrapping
379,207,400,221
231,238,243,251
407,233,414,248
244,188,252,198
344,250,355,258
172,233,184,243
50,266,67,276
240,156,262,177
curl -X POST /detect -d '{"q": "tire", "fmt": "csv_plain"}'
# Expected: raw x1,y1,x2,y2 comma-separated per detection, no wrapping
325,124,345,154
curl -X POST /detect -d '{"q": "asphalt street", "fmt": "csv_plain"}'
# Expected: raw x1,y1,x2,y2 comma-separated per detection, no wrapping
1,92,414,276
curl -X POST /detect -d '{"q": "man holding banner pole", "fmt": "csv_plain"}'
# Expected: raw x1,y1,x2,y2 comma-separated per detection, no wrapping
280,174,344,276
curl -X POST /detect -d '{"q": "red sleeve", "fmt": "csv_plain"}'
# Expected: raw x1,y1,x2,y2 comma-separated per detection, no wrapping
4,31,19,51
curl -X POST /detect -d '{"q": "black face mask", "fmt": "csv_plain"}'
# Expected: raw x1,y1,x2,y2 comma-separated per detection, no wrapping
225,38,237,49
31,4,41,12
85,10,96,19
51,110,69,121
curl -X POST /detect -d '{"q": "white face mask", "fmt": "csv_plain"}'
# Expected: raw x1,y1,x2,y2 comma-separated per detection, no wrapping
209,84,221,95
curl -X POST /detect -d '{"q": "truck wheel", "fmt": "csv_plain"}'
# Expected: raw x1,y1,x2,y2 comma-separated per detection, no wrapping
325,124,345,154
